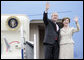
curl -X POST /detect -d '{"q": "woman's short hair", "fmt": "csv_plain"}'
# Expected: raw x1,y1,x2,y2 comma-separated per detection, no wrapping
62,17,70,23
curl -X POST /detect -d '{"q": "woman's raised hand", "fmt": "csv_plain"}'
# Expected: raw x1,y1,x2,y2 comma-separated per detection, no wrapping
74,16,78,23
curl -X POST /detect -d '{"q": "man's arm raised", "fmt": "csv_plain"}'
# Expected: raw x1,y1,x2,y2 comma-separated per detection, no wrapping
43,2,50,25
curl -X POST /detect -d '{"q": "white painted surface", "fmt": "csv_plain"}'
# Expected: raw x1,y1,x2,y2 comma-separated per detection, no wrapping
1,14,29,59
34,33,36,59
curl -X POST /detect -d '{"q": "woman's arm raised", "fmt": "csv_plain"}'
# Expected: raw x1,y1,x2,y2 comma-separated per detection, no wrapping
72,16,80,33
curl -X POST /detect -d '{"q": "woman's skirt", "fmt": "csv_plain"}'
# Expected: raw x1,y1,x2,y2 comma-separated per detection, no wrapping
59,43,74,59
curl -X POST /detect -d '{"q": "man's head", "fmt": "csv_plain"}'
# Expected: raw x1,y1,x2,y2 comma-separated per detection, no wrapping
51,12,58,22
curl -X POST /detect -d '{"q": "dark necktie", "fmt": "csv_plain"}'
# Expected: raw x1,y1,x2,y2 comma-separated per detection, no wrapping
56,25,57,31
55,25,58,40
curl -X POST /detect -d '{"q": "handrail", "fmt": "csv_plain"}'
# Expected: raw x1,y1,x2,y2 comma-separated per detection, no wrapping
25,41,34,48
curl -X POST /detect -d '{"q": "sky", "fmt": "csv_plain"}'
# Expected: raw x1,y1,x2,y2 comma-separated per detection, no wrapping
1,1,83,59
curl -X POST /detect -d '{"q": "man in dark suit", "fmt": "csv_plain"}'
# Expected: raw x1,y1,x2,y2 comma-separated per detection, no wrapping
43,2,61,59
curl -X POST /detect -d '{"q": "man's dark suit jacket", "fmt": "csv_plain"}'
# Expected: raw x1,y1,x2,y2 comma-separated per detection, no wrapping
43,12,61,45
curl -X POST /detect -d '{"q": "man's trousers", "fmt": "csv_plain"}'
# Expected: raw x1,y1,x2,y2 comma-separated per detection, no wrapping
44,41,59,59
